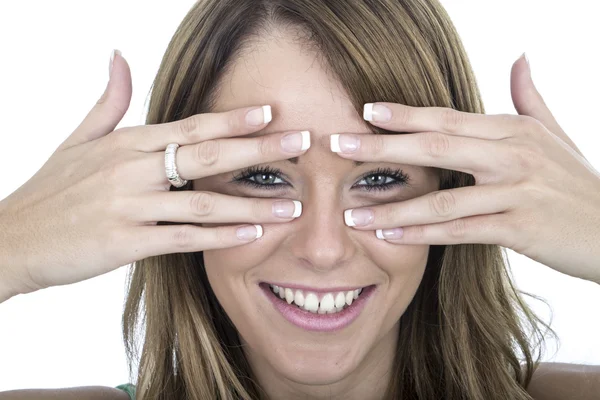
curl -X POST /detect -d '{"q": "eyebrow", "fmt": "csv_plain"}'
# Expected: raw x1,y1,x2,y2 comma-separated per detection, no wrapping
287,157,363,166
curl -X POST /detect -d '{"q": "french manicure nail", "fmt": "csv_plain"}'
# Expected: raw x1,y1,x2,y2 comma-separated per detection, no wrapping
281,131,310,152
363,103,392,122
109,49,121,78
330,134,360,153
376,228,404,240
237,225,263,240
273,200,302,218
344,209,374,227
246,105,272,126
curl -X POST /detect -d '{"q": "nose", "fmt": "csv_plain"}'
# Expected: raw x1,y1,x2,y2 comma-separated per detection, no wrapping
287,191,357,273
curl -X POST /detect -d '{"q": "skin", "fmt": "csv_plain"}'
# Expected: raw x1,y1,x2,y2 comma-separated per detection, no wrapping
0,27,598,400
193,28,439,399
0,21,600,400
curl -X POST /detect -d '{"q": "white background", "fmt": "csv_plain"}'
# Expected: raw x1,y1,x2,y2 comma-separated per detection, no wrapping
0,0,598,392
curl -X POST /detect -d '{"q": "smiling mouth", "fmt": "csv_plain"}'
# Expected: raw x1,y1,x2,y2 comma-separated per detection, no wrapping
267,284,366,314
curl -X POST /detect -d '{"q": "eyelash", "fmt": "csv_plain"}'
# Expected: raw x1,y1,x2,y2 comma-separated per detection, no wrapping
231,166,409,192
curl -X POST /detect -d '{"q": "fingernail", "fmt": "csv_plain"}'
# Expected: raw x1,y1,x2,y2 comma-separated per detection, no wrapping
363,103,392,122
376,228,404,240
331,134,360,153
344,209,374,227
281,131,311,152
237,225,263,240
246,105,272,126
109,49,121,78
522,52,531,77
273,200,302,218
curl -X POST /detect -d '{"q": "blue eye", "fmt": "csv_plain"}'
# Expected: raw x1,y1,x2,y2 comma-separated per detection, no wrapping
232,166,288,190
231,166,409,192
353,167,410,192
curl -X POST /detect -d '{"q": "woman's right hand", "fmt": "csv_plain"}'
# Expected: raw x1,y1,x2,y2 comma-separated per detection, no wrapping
0,50,308,301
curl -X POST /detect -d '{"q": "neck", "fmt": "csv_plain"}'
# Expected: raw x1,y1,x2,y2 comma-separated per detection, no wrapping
245,322,399,400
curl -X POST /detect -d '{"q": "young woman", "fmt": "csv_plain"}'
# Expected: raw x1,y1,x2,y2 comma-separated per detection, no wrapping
1,0,599,399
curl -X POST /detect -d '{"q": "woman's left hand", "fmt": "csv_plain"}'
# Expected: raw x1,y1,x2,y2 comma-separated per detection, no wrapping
332,53,600,285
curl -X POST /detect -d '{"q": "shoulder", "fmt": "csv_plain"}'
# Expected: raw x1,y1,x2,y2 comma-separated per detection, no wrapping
525,362,600,400
0,386,131,400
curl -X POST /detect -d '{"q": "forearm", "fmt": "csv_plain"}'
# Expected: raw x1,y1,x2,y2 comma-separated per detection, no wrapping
526,363,600,400
0,386,131,400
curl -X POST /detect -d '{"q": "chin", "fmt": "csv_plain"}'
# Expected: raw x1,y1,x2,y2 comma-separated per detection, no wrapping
247,323,374,385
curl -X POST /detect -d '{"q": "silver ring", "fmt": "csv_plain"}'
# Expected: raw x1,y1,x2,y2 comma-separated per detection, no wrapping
165,143,188,188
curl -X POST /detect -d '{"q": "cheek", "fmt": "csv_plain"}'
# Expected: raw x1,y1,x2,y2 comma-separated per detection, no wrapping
364,243,429,322
202,222,296,320
366,243,429,280
202,221,293,274
201,225,296,352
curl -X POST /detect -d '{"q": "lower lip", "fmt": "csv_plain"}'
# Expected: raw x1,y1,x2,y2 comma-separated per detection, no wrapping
259,283,376,332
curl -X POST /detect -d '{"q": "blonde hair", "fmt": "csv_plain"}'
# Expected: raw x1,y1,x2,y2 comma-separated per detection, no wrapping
123,1,556,398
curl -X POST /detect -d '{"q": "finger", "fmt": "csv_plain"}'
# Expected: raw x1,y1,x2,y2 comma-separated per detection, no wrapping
331,131,507,174
363,102,531,140
60,50,132,151
121,191,302,224
373,213,512,247
120,105,273,153
344,184,515,230
144,130,310,184
118,224,265,260
510,53,585,157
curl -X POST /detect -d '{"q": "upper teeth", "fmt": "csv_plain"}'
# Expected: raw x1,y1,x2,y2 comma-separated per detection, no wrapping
269,285,364,314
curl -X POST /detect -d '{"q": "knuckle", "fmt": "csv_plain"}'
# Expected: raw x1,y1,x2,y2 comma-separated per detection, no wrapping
381,204,399,223
394,105,413,126
370,134,385,157
98,160,123,185
190,192,216,217
257,135,275,158
251,198,264,220
519,180,546,204
97,156,138,189
173,225,195,250
195,140,220,166
498,113,520,125
411,224,426,241
101,134,124,155
518,114,540,129
105,128,130,149
440,107,465,133
511,144,543,172
428,190,456,217
178,115,202,142
448,218,467,239
420,132,450,159
104,193,126,219
517,115,545,138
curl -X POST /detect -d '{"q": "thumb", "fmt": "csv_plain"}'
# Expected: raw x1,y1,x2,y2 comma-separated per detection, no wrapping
59,49,133,151
510,52,583,157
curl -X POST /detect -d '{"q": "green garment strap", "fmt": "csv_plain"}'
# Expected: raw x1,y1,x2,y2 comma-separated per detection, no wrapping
115,383,136,400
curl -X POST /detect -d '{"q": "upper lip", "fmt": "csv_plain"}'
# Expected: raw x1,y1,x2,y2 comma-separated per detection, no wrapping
263,282,372,294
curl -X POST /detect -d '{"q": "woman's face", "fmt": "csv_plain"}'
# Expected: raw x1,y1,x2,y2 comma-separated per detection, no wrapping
193,30,439,392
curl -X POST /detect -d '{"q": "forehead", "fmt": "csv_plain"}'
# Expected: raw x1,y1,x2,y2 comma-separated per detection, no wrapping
211,31,373,145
